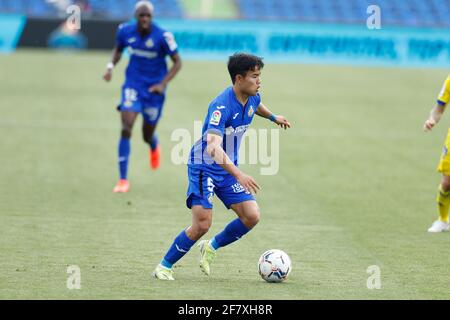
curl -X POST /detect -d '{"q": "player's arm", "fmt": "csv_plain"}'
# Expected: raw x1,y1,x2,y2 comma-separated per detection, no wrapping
423,104,446,131
103,46,124,82
423,76,450,131
256,103,291,130
205,133,260,194
103,24,127,82
149,53,182,94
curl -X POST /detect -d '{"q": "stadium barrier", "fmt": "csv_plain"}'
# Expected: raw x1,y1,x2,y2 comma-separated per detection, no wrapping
6,16,450,67
17,17,118,49
161,19,450,68
0,14,26,53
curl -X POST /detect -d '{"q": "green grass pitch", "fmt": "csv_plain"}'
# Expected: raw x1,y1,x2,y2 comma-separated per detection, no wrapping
0,49,449,299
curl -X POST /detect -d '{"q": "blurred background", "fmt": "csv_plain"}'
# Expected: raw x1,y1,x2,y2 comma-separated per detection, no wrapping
3,0,450,25
2,0,450,66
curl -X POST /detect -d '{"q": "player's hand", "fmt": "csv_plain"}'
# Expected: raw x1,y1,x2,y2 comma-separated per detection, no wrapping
423,118,436,132
236,172,260,195
149,83,166,95
274,115,291,130
103,70,112,82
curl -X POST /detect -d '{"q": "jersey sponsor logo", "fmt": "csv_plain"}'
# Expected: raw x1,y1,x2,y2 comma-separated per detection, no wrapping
145,38,154,48
248,105,254,117
233,113,239,119
128,37,136,44
209,110,222,126
224,124,250,135
128,47,157,59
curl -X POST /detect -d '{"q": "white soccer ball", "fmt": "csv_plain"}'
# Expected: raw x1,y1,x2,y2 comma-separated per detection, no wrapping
258,249,292,283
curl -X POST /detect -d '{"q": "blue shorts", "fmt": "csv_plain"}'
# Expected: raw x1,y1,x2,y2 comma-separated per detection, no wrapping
186,167,256,210
117,81,165,125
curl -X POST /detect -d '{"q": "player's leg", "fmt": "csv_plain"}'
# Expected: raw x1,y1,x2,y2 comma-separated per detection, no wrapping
153,205,212,280
198,200,259,276
210,200,259,250
153,168,214,280
429,130,450,232
142,121,161,169
142,93,164,169
198,176,258,275
114,111,139,193
429,174,450,232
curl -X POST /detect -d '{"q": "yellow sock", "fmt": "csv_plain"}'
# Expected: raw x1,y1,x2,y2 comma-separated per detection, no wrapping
436,185,450,223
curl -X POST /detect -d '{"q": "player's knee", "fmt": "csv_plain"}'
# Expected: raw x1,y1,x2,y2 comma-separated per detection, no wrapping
193,219,212,237
142,131,152,144
441,176,450,191
243,207,260,228
121,128,132,139
197,221,211,236
442,183,450,192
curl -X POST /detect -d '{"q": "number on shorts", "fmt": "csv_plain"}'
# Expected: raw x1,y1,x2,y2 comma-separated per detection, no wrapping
144,107,159,121
207,177,215,193
124,88,137,102
231,183,245,193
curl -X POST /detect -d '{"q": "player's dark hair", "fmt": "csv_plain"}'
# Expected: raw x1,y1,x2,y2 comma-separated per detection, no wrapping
227,53,264,84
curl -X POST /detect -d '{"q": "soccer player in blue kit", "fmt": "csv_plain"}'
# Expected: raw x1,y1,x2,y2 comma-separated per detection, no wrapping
103,1,182,193
153,53,291,280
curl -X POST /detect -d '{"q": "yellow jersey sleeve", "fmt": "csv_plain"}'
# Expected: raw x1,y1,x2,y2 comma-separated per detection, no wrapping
437,76,450,106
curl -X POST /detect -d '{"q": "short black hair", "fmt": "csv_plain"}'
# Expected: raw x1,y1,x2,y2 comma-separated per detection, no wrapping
227,53,264,84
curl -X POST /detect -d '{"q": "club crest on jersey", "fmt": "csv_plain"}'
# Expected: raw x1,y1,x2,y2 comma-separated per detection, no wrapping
145,39,154,48
210,110,222,125
248,105,254,117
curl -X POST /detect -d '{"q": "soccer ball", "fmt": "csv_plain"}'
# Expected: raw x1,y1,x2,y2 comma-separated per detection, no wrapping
258,249,292,283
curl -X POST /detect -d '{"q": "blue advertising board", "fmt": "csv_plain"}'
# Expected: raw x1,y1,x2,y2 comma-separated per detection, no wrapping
157,19,450,68
0,14,26,53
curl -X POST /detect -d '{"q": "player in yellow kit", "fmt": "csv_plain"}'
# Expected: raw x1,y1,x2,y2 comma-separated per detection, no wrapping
423,76,450,232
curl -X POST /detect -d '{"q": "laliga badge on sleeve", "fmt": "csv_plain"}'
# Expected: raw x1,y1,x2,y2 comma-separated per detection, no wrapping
209,110,222,126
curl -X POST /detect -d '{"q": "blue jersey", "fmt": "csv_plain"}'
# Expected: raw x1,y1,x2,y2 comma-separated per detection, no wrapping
115,21,178,87
188,86,262,176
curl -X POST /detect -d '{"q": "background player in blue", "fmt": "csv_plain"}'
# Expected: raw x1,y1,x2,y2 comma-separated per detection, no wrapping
103,1,182,193
152,53,291,280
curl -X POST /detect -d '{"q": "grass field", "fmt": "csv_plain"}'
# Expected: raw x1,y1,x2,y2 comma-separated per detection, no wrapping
0,49,449,299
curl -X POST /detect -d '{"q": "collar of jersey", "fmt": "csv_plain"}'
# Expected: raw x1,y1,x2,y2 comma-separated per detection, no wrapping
229,86,249,109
